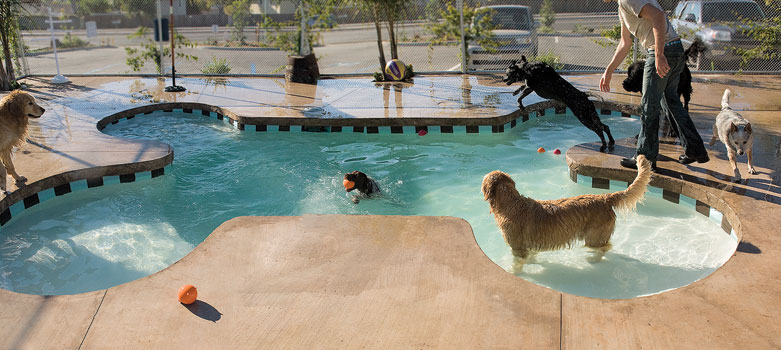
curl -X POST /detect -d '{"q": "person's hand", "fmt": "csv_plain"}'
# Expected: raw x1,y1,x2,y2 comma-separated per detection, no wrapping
656,54,670,78
599,71,612,92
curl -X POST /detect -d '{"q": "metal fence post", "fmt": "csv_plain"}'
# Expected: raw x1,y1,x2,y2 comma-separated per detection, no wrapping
157,0,164,76
459,0,467,73
16,26,29,77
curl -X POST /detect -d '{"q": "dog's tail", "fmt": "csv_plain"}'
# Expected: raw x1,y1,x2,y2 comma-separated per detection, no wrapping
609,155,651,213
721,89,732,110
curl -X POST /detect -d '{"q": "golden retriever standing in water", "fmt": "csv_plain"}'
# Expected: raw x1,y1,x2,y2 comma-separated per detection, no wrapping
482,155,651,273
0,90,45,193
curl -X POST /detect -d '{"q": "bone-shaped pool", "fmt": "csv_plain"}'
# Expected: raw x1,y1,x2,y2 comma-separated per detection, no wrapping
0,110,737,298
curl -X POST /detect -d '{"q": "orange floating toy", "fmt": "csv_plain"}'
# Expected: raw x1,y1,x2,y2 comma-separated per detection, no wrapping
537,147,546,153
343,179,355,191
178,284,197,304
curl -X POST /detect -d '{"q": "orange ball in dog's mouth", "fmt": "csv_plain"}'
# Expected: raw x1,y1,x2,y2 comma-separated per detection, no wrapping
343,179,355,191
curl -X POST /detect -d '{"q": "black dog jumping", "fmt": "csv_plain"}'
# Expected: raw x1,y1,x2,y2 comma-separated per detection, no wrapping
503,55,615,152
621,38,707,138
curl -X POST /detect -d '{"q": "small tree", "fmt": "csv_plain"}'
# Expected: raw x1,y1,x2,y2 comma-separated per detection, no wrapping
539,0,555,34
75,0,111,17
225,0,250,44
125,27,198,74
0,0,35,91
732,2,780,69
425,3,498,66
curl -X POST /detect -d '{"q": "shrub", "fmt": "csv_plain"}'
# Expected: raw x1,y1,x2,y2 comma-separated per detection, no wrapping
201,56,231,75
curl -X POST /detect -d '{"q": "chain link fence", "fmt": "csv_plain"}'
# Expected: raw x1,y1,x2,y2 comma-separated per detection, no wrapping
9,0,781,79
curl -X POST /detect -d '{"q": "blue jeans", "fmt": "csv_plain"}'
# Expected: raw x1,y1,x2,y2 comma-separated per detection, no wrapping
638,41,707,162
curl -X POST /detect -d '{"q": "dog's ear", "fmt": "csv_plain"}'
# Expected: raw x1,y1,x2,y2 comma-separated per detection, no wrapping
731,123,738,133
745,123,752,133
9,94,25,118
521,55,527,63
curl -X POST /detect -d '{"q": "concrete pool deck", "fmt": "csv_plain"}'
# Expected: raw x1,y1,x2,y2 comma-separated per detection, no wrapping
0,74,779,349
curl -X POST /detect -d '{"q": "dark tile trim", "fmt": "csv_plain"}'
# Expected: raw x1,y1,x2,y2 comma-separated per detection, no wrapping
163,109,173,113
217,114,224,120
0,209,10,226
151,168,165,178
521,114,528,123
238,123,245,130
441,126,453,133
622,112,631,118
601,109,611,115
331,126,342,132
353,126,364,133
279,125,290,132
592,178,610,189
54,183,72,196
662,189,680,204
721,216,732,234
256,125,267,132
119,173,136,183
537,109,546,117
366,126,379,134
391,126,403,134
87,177,104,188
415,126,428,134
202,110,210,116
492,125,504,133
23,194,40,209
183,108,193,114
696,200,710,217
466,125,479,133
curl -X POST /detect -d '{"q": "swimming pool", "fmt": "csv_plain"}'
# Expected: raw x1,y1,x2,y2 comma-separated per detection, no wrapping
0,110,737,298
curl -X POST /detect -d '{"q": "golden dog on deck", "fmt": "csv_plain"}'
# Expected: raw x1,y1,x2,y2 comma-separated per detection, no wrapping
0,90,45,194
482,155,651,273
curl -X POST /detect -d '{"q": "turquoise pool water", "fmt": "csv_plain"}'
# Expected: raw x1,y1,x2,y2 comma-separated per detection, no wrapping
0,111,737,298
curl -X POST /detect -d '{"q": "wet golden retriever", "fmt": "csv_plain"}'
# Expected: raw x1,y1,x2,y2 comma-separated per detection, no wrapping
482,155,651,273
0,90,45,193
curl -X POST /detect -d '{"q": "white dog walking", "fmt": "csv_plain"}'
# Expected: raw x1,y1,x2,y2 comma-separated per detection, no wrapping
709,89,756,182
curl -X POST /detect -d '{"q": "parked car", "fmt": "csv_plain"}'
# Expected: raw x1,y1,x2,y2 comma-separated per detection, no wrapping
670,0,767,70
467,5,538,71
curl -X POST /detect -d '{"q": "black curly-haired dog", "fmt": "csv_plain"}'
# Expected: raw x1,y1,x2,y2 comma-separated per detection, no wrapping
622,38,707,138
503,55,615,151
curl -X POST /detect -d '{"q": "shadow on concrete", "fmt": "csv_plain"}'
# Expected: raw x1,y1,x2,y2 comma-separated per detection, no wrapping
737,241,761,254
184,300,222,322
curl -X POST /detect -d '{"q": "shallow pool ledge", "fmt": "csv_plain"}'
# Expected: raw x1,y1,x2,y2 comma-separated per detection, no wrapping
566,140,781,348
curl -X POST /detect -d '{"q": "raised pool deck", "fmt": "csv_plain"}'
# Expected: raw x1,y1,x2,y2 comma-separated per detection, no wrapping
0,74,778,349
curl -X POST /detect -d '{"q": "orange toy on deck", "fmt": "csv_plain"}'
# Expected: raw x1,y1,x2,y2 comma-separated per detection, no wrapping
178,284,197,304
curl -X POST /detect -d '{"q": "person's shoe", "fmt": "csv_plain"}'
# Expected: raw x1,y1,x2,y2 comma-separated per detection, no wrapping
678,154,710,165
620,157,657,172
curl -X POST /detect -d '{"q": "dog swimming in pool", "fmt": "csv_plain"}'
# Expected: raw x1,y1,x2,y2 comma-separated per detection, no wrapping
482,155,651,273
343,171,380,204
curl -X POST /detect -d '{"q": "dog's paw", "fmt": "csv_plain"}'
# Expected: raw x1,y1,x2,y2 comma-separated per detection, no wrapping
748,166,757,175
14,176,27,184
586,255,605,263
599,144,607,152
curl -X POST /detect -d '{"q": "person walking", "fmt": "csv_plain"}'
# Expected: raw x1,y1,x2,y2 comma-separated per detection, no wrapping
600,0,709,170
